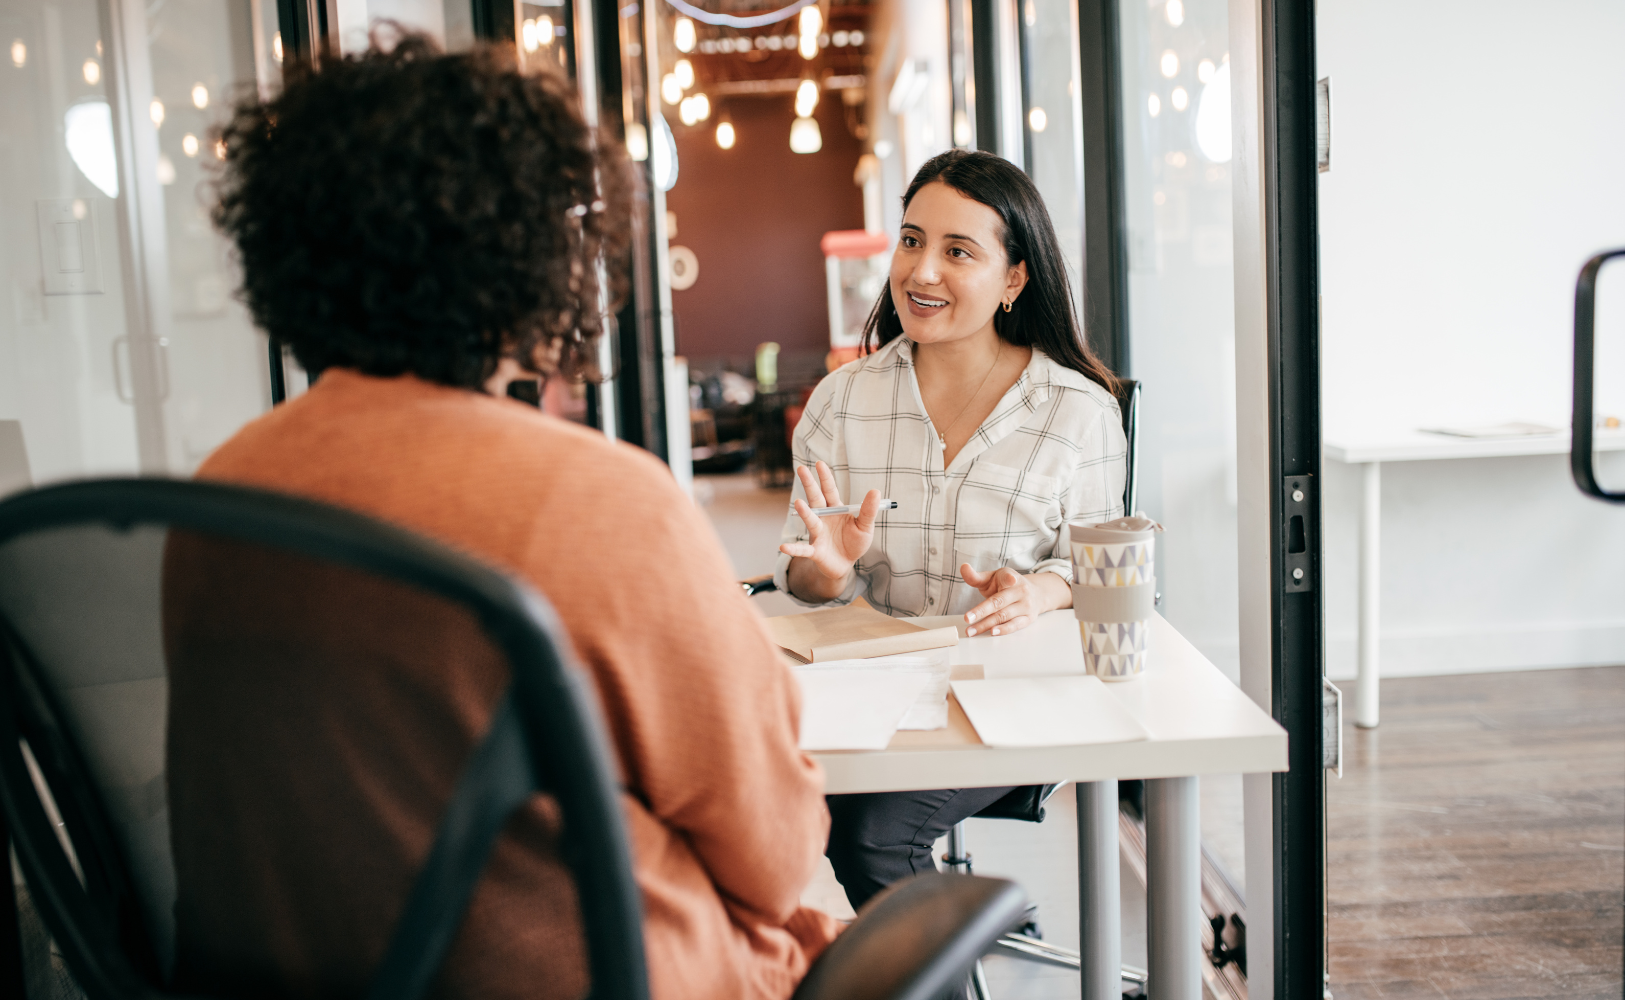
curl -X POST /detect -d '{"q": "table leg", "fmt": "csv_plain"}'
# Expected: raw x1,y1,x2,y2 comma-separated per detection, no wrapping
1356,459,1381,728
1146,776,1200,1000
1076,780,1120,1000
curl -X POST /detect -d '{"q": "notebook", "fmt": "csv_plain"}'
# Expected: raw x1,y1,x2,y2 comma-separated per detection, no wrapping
766,598,959,663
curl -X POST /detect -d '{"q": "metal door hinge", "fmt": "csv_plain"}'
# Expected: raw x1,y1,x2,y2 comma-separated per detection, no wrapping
1322,677,1342,776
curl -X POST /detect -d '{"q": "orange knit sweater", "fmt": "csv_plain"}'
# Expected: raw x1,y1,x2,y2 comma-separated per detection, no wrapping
167,369,838,1000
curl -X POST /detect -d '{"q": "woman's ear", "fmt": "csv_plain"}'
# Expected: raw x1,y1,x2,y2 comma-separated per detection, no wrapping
1005,259,1029,304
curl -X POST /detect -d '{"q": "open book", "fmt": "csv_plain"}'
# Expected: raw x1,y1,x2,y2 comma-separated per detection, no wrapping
765,598,959,663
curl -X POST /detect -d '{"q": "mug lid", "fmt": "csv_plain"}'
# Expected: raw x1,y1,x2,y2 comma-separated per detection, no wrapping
1069,515,1163,543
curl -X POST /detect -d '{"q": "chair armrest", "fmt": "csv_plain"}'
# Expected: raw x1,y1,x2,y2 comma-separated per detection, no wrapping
741,574,778,597
791,873,1028,1000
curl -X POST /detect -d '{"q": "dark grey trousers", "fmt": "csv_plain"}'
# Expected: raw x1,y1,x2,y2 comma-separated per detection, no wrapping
824,786,1018,911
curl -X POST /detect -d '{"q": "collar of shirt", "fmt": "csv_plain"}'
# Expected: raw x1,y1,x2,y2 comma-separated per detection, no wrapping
888,337,1095,473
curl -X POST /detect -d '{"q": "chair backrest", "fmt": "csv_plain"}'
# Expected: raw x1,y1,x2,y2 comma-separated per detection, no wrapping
0,478,648,1000
1114,379,1141,517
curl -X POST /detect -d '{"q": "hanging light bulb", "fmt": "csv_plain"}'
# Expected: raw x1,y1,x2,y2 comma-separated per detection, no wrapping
149,98,165,127
674,58,694,90
661,73,683,105
536,15,554,45
789,115,821,153
679,95,698,126
798,5,821,59
674,16,696,53
795,78,819,118
715,120,736,149
522,18,538,51
691,92,710,120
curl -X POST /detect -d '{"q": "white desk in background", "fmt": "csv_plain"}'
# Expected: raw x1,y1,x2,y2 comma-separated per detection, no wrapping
810,610,1287,1000
1324,428,1625,728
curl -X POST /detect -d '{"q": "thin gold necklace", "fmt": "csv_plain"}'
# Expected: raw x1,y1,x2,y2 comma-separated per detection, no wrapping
933,339,1003,450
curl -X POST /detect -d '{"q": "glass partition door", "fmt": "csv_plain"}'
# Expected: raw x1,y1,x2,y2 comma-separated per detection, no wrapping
0,0,274,487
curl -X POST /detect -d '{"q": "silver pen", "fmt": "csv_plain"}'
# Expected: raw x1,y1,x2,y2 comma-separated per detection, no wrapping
791,499,899,517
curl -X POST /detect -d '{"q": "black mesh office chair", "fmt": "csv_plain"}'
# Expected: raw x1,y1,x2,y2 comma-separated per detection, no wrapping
745,379,1145,997
0,478,1028,1000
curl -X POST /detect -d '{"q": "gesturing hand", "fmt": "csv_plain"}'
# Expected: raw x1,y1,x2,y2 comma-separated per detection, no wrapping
778,462,882,589
959,564,1068,636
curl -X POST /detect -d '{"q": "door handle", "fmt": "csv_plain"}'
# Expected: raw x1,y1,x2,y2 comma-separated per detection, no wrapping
1571,248,1625,503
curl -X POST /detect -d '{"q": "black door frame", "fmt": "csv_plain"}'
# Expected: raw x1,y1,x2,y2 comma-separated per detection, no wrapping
1073,0,1129,376
1261,0,1325,994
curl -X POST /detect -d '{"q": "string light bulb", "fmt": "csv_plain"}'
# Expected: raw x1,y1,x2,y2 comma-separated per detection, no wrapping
661,73,683,105
536,15,553,45
149,98,165,127
191,83,209,109
715,120,735,149
798,5,821,59
11,39,26,68
794,78,819,118
674,58,694,90
674,16,696,53
789,115,821,153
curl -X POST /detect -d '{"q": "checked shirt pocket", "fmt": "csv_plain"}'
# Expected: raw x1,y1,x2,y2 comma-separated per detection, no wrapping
951,462,1061,568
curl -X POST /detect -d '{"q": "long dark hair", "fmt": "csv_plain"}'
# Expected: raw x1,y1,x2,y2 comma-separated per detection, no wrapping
862,149,1118,396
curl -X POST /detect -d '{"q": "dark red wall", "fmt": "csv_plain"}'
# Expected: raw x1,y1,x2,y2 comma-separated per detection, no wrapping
664,93,865,366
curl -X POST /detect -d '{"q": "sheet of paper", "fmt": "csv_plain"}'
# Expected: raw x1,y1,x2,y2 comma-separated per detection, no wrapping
767,599,959,662
949,675,1149,748
794,668,933,750
801,653,952,729
1420,421,1561,439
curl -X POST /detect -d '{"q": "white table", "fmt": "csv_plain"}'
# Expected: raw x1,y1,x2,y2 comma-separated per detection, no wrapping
1324,428,1625,728
811,610,1287,1000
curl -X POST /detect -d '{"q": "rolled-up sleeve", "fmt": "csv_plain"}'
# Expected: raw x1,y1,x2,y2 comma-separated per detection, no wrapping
771,378,863,607
1031,397,1128,581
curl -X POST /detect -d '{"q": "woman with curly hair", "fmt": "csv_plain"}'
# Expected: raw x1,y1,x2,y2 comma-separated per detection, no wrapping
167,33,838,1000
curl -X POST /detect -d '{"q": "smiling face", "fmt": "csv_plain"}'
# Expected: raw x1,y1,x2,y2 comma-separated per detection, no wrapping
889,181,1028,346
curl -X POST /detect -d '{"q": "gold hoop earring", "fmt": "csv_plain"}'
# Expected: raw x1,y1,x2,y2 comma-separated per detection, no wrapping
1002,300,1012,313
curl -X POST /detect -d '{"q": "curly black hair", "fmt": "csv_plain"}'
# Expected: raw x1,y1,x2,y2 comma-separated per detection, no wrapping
212,30,629,389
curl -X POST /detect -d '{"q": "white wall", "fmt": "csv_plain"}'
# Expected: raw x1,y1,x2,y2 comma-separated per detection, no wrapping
1317,0,1625,677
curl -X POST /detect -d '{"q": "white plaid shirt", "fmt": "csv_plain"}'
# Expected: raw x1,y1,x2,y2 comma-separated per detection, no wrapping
773,337,1127,618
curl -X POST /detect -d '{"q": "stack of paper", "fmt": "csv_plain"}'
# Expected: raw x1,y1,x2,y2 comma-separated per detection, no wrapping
793,668,933,750
767,599,959,662
949,676,1149,747
798,652,953,730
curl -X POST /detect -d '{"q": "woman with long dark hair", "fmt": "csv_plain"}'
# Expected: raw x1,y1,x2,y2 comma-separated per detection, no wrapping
774,148,1126,914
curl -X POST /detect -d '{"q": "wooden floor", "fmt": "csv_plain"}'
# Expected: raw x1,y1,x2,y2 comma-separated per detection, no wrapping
1328,666,1625,1000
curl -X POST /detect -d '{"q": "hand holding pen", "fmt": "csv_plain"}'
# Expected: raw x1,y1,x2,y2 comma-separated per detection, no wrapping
778,461,886,586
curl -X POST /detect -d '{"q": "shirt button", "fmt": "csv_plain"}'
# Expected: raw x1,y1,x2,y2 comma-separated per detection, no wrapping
932,486,941,494
930,547,938,555
927,598,935,607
